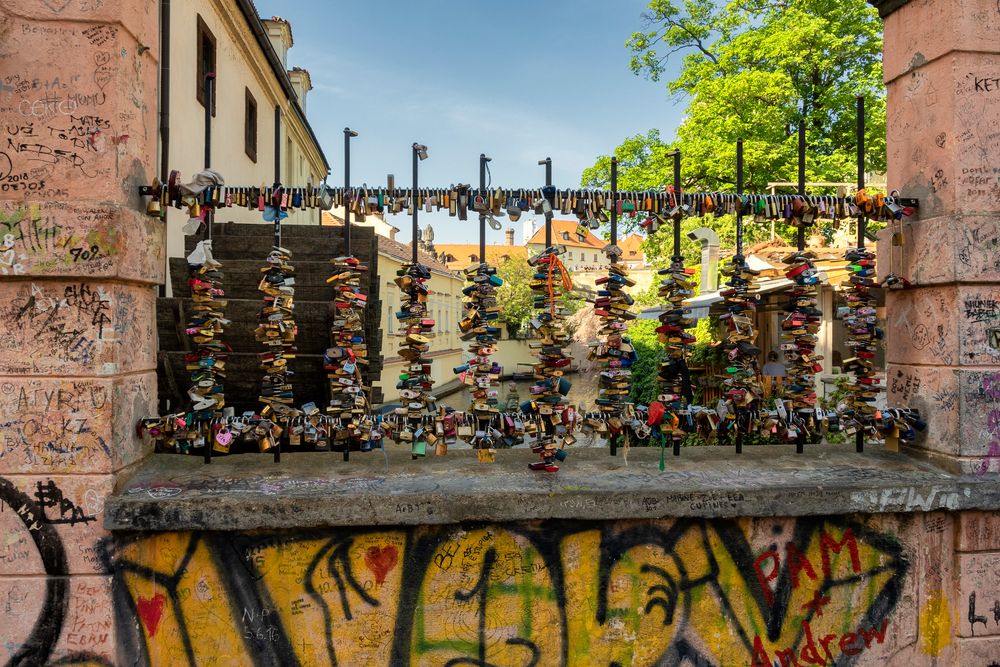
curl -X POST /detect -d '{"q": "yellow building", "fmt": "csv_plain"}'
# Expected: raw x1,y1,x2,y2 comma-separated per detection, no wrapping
162,3,329,291
374,236,466,404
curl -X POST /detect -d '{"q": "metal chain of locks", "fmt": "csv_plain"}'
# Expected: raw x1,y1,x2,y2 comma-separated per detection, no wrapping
254,246,299,452
778,250,826,441
652,258,698,460
324,255,376,451
392,262,438,457
453,262,505,462
841,246,883,438
590,250,639,455
718,256,765,438
183,240,229,420
523,246,575,472
320,186,914,227
140,174,928,458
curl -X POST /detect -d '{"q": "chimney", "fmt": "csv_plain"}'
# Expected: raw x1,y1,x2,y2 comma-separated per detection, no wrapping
262,17,293,69
505,228,515,246
687,227,720,293
287,68,312,114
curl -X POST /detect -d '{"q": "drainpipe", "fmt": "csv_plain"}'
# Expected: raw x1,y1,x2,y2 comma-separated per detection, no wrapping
687,227,720,293
158,0,171,297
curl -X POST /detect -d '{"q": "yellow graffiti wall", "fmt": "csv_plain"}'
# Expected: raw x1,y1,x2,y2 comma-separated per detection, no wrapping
109,516,951,666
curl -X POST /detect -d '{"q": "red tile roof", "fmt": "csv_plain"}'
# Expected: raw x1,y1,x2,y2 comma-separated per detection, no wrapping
526,219,606,249
433,244,527,271
377,235,454,274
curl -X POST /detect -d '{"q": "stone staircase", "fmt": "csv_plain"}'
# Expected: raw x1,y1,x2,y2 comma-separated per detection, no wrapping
156,222,383,415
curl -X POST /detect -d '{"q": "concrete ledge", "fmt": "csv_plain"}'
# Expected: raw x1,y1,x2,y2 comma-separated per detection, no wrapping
104,445,1000,531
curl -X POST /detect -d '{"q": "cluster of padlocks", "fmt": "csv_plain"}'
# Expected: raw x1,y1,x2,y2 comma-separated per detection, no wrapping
255,247,298,432
779,250,824,439
325,255,373,449
184,241,229,417
523,246,574,472
393,262,437,457
591,250,638,450
718,256,764,436
454,262,505,462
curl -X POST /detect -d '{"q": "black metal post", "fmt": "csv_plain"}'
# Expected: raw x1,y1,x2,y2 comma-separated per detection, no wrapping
736,140,744,258
344,128,356,258
856,96,866,454
341,129,357,462
797,119,806,252
672,149,684,458
202,72,214,466
412,144,420,263
609,156,618,458
796,119,806,456
610,157,619,248
540,157,553,247
479,154,489,262
672,150,682,263
274,106,282,183
203,73,214,246
735,139,744,456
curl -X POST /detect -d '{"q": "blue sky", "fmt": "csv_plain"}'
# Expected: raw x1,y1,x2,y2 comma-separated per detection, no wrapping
255,0,684,245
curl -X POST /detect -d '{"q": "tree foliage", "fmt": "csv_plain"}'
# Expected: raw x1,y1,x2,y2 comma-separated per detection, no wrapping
582,0,885,256
626,319,663,406
496,256,535,337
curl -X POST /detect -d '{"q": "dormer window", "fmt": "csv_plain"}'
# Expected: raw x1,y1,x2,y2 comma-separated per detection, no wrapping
561,231,570,241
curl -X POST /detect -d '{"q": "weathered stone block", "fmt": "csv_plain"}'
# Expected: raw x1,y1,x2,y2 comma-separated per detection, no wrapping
0,574,114,665
883,285,1000,367
886,363,960,457
956,552,1000,638
0,473,112,574
876,214,1000,287
884,286,959,367
956,369,1000,469
957,510,1000,551
0,372,154,474
0,201,164,283
882,0,1000,82
1,0,158,45
886,53,1000,220
0,11,157,204
0,279,155,376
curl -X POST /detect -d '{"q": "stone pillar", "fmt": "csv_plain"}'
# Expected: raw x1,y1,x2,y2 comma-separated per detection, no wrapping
0,0,161,663
876,1,1000,660
875,0,1000,475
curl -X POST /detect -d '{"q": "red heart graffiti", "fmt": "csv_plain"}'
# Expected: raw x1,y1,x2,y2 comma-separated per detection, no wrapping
137,592,167,638
364,545,399,584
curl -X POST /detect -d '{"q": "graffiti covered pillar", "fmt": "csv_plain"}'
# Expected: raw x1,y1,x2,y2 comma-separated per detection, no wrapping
873,0,1000,663
0,0,161,663
874,0,1000,474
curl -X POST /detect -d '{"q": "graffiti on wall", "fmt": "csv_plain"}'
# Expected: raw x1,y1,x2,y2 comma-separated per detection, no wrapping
105,517,911,667
0,476,114,666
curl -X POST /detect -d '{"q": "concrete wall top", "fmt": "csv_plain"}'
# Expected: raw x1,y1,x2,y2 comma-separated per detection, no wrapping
105,445,1000,531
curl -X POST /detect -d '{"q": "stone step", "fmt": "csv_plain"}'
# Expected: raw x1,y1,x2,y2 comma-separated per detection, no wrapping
168,258,377,303
184,222,377,262
156,298,335,353
158,351,328,414
157,351,383,415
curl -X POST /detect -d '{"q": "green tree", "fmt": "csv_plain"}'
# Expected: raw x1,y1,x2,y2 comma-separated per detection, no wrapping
627,319,663,405
496,256,535,336
582,0,885,255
